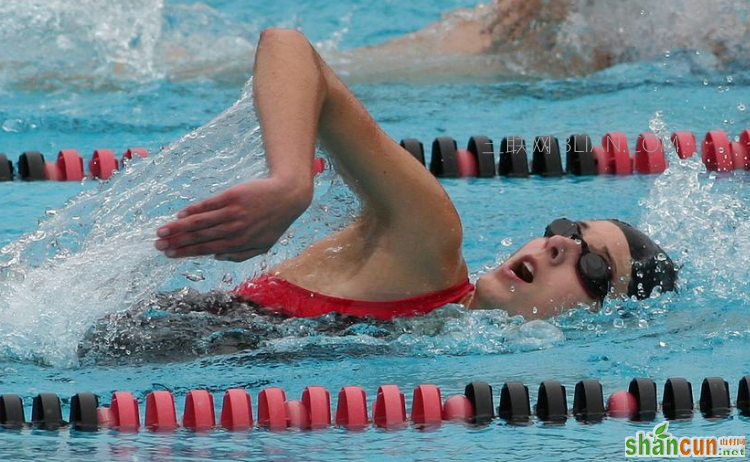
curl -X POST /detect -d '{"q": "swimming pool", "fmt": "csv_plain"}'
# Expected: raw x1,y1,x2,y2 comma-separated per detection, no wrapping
1,0,749,460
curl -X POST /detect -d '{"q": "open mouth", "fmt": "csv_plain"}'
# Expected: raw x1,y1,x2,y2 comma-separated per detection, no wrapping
511,259,535,284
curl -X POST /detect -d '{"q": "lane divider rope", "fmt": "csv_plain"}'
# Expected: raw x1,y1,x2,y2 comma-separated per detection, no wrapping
400,129,750,178
0,148,328,182
1,376,748,432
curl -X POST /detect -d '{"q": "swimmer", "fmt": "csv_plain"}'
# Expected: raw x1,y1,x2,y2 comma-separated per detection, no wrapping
350,0,749,79
156,0,749,83
154,28,678,322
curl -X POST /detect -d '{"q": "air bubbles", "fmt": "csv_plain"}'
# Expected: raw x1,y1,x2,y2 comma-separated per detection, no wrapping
2,119,26,133
183,271,205,282
532,306,538,315
638,319,649,328
738,103,746,112
501,238,513,247
613,318,625,328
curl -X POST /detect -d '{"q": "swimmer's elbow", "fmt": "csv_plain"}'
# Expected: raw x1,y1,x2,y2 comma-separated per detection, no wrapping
258,28,308,47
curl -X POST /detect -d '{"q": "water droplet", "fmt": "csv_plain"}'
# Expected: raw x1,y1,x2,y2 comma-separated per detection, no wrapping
2,119,25,133
532,307,538,314
659,341,667,348
613,318,625,328
656,252,667,262
509,285,516,293
183,271,205,282
501,238,513,247
638,319,649,328
726,75,734,83
738,103,746,112
703,79,709,86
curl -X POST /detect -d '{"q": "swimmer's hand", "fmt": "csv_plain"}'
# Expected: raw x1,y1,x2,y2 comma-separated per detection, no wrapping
155,177,312,261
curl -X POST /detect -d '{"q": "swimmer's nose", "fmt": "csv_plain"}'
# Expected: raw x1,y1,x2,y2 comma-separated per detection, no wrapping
546,235,582,267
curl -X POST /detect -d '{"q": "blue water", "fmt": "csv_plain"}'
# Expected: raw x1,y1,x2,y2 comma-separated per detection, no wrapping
1,0,750,460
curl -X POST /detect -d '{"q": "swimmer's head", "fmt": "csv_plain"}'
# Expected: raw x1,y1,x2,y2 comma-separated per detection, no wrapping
467,218,678,318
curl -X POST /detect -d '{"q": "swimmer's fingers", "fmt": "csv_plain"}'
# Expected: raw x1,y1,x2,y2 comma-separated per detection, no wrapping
215,249,270,262
175,195,228,219
156,208,233,242
157,220,243,251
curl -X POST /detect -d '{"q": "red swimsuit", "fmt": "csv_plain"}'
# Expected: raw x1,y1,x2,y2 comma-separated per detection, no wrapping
232,274,474,320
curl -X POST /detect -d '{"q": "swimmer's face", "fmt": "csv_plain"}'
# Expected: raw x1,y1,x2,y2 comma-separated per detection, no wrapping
468,220,632,318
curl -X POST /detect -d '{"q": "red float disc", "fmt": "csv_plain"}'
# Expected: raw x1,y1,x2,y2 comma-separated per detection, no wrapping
313,158,326,175
410,384,443,426
220,388,253,431
43,162,61,181
123,147,148,160
607,390,638,419
257,387,287,430
702,130,733,171
56,149,85,181
335,386,368,430
442,395,474,421
183,390,215,430
592,146,610,174
285,400,311,429
741,130,750,170
110,391,140,431
302,386,331,429
635,133,667,174
96,407,113,427
602,132,632,174
731,141,749,170
145,391,177,431
671,131,697,159
90,149,118,180
456,148,479,177
373,384,406,429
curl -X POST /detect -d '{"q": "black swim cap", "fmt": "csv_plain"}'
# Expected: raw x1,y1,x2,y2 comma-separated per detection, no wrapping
608,219,678,300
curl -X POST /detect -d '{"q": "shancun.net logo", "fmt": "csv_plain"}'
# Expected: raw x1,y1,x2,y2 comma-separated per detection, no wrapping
625,422,745,457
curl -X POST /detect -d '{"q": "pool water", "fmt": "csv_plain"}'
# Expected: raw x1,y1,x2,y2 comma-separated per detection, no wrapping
1,0,749,460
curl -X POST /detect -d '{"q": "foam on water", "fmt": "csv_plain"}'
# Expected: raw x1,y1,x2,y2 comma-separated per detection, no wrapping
641,115,750,306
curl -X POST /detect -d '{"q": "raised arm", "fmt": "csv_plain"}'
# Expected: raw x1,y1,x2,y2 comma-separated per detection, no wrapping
156,29,463,273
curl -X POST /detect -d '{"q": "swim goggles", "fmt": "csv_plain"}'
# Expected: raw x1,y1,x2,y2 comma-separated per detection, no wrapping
543,218,612,301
